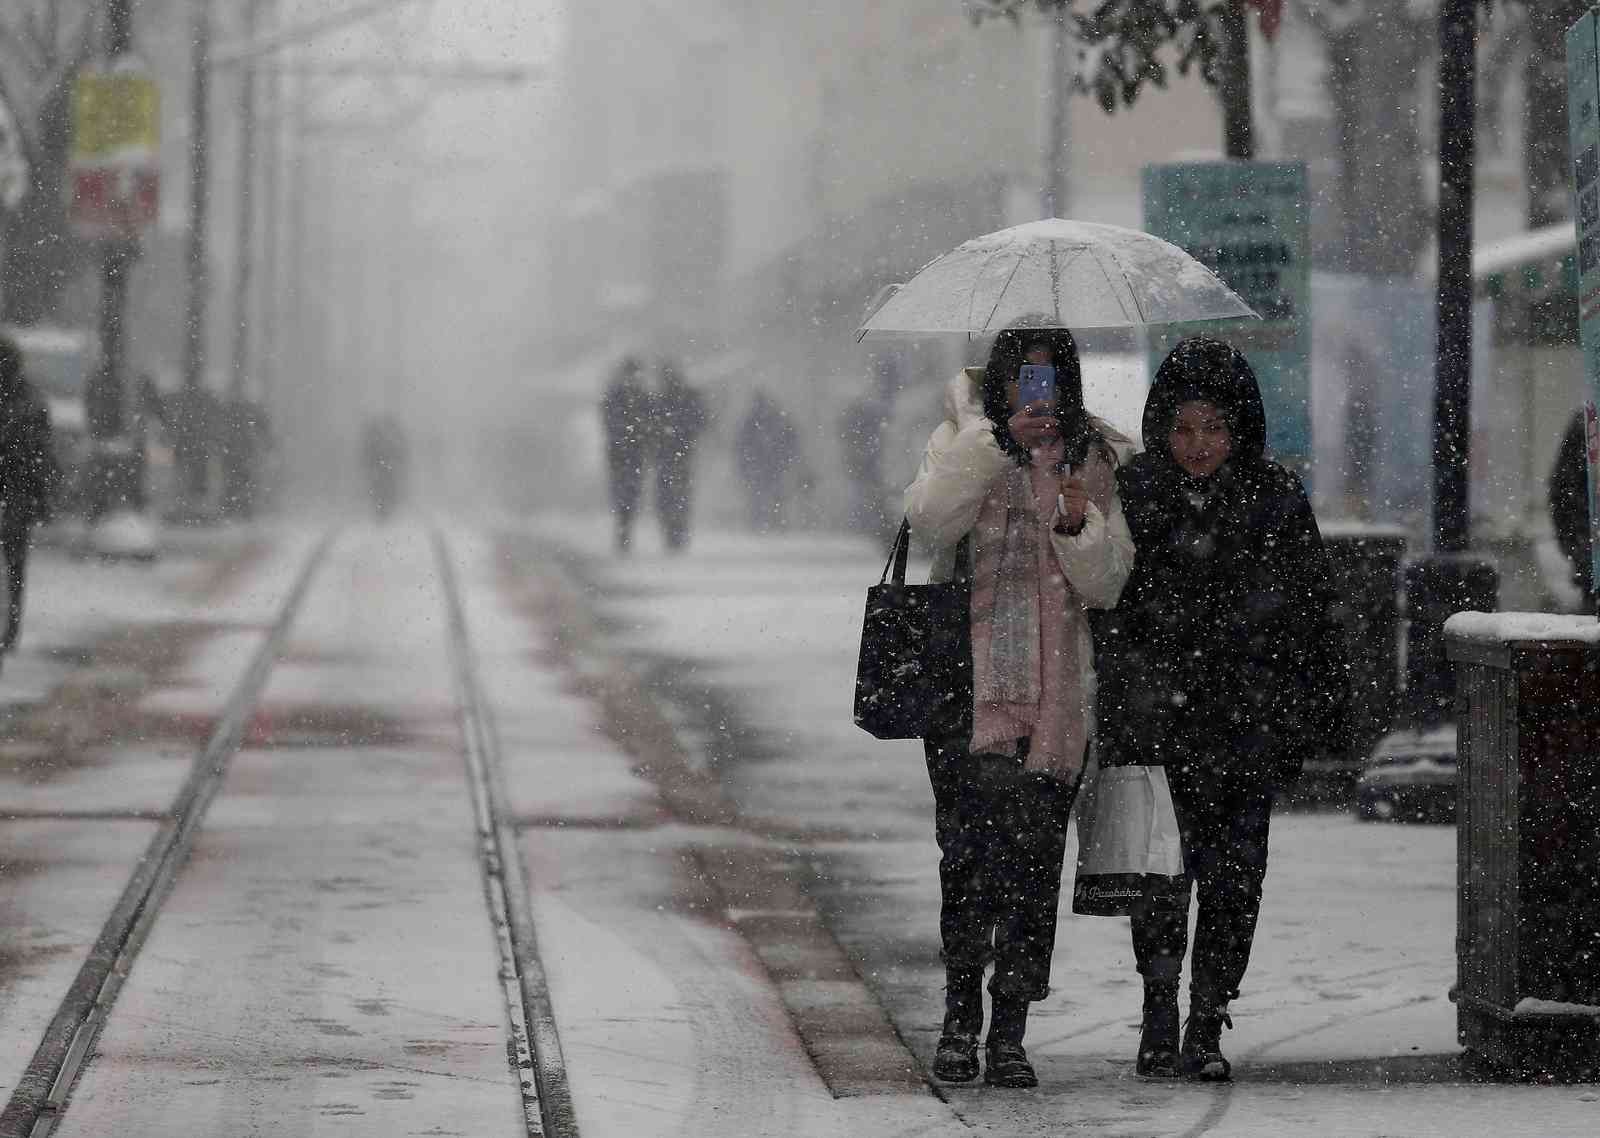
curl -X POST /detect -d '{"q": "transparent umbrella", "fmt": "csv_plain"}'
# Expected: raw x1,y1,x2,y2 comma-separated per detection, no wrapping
856,218,1257,340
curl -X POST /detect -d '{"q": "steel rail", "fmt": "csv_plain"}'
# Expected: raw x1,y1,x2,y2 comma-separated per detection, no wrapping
0,533,335,1138
431,531,578,1138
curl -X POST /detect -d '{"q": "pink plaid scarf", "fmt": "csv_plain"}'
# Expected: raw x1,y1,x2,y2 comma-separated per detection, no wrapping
968,439,1108,780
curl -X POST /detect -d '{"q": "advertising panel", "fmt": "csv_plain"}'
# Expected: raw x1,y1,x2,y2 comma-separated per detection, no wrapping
1566,10,1600,599
1142,161,1311,476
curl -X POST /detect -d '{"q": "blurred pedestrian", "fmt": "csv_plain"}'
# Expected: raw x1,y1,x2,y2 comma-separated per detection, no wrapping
600,357,653,553
838,381,892,547
1096,337,1350,1082
651,361,707,552
166,385,218,519
903,325,1134,1088
1548,408,1595,612
0,334,60,658
362,414,408,521
219,396,271,520
735,391,800,531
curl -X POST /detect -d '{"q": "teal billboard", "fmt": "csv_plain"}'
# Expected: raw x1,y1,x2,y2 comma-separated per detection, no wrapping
1567,9,1600,602
1142,161,1311,476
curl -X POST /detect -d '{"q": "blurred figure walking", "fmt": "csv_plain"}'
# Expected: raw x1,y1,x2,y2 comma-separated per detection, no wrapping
600,357,654,553
0,334,60,657
220,396,272,520
735,391,800,532
1548,408,1595,612
652,361,707,552
361,414,408,521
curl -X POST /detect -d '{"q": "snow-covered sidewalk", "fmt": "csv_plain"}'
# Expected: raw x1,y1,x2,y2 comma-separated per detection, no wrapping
524,514,1600,1138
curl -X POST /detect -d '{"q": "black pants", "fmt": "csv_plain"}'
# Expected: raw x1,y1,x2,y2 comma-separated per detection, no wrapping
1129,765,1273,1002
924,736,1080,1002
607,455,645,549
1,522,30,652
655,454,694,550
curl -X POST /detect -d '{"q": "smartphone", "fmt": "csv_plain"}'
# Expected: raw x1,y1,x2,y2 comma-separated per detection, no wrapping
1018,364,1056,408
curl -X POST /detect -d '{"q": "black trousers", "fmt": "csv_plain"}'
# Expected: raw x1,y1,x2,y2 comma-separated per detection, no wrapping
1129,764,1273,1002
606,455,645,547
924,735,1080,1002
655,454,694,550
1,522,30,651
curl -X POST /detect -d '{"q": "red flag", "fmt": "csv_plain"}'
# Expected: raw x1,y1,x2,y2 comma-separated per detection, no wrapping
1245,0,1283,40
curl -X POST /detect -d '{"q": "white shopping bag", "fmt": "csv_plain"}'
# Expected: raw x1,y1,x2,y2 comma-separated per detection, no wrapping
1071,761,1186,916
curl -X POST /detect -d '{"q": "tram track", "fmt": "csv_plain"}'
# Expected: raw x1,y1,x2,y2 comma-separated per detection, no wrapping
0,534,333,1138
432,531,577,1138
1,528,575,1137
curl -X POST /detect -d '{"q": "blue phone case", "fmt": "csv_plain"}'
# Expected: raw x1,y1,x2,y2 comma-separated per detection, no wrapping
1018,365,1055,407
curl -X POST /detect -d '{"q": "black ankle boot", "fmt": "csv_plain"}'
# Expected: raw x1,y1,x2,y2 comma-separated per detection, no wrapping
1136,981,1181,1078
932,971,982,1082
983,997,1037,1088
1180,992,1233,1082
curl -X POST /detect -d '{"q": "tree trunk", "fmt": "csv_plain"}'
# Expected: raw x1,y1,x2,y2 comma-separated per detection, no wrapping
1219,0,1254,160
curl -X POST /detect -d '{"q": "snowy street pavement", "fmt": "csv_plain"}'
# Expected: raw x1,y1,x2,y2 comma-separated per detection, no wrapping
524,515,1600,1138
1,518,1597,1136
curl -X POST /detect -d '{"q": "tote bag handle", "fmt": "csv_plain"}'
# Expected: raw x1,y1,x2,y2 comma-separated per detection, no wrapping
880,519,971,587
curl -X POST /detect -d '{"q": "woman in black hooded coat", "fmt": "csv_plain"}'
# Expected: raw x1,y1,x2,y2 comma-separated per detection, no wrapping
1095,337,1350,1081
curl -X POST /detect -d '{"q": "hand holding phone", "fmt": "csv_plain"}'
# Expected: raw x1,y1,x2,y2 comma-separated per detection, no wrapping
1018,364,1056,409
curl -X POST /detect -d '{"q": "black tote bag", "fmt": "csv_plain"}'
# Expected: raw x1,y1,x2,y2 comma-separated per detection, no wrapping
853,520,972,740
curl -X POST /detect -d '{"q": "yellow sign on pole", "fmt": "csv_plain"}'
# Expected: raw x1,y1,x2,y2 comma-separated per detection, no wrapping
69,69,160,240
71,73,159,160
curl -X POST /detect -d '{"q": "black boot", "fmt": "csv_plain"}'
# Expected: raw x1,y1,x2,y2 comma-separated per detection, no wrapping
1136,981,1181,1078
1180,991,1233,1082
932,971,982,1082
983,996,1037,1088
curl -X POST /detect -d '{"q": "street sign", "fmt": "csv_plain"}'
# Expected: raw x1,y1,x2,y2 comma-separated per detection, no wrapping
1566,10,1600,601
1142,161,1311,478
68,67,160,240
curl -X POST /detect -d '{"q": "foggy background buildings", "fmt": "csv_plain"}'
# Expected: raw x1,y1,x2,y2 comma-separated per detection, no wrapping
0,2,1588,587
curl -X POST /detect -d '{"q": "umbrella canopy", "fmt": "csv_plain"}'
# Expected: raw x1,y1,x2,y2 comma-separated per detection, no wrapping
857,218,1257,340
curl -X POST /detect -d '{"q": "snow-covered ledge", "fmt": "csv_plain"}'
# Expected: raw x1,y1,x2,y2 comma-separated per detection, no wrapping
1512,997,1600,1020
1445,612,1600,644
1445,611,1600,669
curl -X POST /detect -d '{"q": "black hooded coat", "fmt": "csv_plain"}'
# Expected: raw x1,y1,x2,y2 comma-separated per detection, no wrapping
1095,343,1350,787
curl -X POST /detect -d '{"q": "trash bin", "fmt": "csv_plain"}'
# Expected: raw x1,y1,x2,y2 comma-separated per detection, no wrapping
1446,612,1600,1077
1322,524,1408,776
1404,556,1499,726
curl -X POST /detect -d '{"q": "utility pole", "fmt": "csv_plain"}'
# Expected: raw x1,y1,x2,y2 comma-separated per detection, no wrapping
1042,7,1070,217
258,0,287,421
85,0,140,520
180,0,214,516
1402,0,1498,729
230,0,259,401
1433,0,1476,553
220,0,262,518
1219,0,1255,160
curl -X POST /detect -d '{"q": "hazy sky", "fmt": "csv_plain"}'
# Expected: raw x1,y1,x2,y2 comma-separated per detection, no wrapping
266,0,566,509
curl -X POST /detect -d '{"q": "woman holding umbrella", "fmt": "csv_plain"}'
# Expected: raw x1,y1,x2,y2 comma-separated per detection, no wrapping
903,324,1134,1088
1096,337,1349,1081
